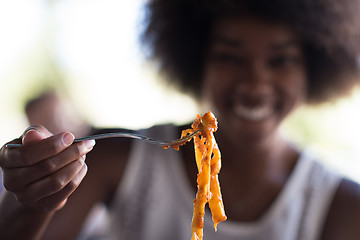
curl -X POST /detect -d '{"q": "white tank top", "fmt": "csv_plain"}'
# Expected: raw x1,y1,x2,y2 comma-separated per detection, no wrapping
80,124,342,240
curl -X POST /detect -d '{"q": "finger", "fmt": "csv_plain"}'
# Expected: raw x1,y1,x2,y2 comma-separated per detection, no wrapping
0,138,22,168
1,126,51,149
1,126,60,173
22,129,47,145
2,132,75,168
21,126,53,141
35,164,88,211
14,158,87,206
24,140,94,185
3,140,95,191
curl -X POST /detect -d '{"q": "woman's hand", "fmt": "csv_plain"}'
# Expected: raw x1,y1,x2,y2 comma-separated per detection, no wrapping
0,126,95,212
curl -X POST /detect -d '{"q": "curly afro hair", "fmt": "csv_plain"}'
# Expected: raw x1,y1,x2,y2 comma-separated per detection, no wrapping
142,0,360,104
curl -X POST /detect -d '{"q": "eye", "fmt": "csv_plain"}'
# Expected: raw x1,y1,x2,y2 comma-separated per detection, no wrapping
268,55,300,68
209,53,245,65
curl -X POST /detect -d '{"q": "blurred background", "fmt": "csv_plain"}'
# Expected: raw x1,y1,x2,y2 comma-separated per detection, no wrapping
0,0,359,182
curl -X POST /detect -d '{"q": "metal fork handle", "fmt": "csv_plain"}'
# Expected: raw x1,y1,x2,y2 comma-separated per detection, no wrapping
5,131,199,148
74,131,199,146
74,132,171,145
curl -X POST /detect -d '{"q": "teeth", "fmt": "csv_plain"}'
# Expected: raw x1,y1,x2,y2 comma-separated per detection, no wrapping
233,104,273,121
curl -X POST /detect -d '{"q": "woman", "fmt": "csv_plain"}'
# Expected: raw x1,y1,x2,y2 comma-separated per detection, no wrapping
1,0,360,239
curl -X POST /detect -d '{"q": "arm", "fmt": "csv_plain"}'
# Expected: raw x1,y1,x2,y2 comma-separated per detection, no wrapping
321,178,360,240
0,190,55,240
0,127,94,239
40,129,132,239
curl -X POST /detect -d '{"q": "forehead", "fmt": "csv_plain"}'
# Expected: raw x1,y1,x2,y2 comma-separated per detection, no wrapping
210,15,301,51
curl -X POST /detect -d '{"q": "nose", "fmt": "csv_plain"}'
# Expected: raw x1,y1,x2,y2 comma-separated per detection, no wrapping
236,61,271,94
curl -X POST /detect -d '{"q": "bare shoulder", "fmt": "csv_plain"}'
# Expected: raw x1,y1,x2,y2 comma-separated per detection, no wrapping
321,177,360,240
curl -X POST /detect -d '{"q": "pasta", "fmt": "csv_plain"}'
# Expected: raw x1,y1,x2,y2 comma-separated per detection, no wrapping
167,111,227,240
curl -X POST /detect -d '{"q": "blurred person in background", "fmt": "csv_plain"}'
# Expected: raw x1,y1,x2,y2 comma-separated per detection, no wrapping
1,0,360,239
24,90,108,239
0,90,94,195
25,90,93,138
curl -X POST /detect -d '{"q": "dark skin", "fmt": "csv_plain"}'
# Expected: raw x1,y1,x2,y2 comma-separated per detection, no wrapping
0,15,359,240
40,134,131,239
321,179,360,239
0,124,359,239
181,129,360,239
183,15,360,238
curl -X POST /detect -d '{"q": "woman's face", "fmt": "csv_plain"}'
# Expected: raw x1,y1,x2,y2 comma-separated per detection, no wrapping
202,16,307,143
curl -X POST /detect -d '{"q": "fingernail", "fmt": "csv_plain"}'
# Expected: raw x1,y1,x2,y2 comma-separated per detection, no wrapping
84,140,96,150
22,129,46,145
63,133,74,146
23,127,45,138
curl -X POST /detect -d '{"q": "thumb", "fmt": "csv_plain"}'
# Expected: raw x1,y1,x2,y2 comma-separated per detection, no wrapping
22,127,48,145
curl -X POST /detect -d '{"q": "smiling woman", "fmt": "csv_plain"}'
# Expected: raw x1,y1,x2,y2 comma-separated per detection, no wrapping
202,16,307,145
0,0,360,240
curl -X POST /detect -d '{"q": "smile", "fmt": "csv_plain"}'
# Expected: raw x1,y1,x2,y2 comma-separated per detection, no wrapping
233,103,273,122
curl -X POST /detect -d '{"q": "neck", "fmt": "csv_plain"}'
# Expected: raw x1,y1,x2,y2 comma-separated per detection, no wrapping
216,130,298,173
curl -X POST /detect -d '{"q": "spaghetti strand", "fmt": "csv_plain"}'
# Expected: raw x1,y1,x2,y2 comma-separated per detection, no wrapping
169,111,226,240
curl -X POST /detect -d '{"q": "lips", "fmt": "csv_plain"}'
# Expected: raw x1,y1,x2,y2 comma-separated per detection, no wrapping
230,93,275,122
233,102,273,121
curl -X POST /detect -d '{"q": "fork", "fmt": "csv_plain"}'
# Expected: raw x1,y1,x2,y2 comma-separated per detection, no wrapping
5,130,200,148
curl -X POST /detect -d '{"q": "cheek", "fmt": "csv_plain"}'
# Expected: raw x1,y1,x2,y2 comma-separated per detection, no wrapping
201,67,231,106
280,73,307,109
202,62,238,92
